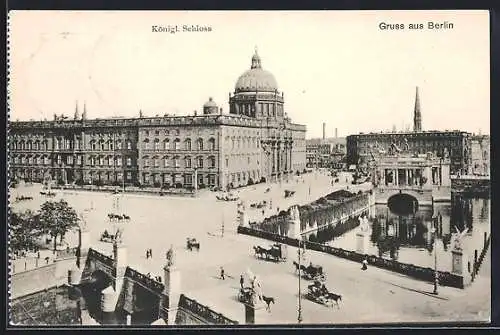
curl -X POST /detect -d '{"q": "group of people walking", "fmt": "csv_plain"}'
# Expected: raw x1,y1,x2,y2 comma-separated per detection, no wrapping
145,248,153,259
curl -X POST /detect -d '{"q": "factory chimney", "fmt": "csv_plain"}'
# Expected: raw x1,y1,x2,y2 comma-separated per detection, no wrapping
322,123,326,141
335,128,338,138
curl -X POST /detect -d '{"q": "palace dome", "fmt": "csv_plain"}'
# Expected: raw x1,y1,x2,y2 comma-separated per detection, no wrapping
203,97,218,108
234,49,278,93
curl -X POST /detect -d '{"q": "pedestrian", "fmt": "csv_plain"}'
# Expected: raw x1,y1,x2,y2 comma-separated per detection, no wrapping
37,251,40,259
146,249,149,259
361,258,368,271
262,209,265,216
220,267,225,280
240,274,244,288
149,249,153,259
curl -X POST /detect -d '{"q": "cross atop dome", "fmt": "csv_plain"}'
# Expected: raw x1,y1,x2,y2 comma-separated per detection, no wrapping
251,47,262,69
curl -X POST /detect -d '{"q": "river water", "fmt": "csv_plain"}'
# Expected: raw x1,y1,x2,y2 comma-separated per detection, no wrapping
331,194,490,272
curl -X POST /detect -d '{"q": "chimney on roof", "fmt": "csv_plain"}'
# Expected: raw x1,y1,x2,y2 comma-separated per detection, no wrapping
335,128,338,138
220,108,223,115
322,123,326,141
194,110,197,116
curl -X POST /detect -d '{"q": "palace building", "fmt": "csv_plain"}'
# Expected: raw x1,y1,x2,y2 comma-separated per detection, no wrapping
346,87,473,175
9,50,307,190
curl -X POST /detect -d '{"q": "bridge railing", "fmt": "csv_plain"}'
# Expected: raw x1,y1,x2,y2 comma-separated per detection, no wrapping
124,267,164,293
87,248,114,267
238,226,464,289
178,294,238,325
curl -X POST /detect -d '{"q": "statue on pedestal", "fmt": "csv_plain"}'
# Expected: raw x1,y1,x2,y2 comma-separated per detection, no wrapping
452,226,469,252
359,216,369,233
166,244,175,268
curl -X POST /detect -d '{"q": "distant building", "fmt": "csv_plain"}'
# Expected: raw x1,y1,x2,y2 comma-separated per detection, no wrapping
470,134,490,176
9,50,307,189
346,87,473,175
306,137,346,168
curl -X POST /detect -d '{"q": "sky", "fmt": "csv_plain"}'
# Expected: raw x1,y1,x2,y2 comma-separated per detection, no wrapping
8,10,490,138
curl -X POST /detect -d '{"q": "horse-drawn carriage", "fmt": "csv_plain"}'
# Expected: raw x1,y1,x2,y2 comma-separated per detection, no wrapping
253,243,287,262
306,280,342,308
100,229,122,243
216,192,239,201
293,261,326,281
186,237,200,251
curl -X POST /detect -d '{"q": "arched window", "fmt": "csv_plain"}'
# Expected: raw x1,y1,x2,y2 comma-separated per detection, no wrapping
126,157,132,166
185,156,191,168
173,156,180,168
100,140,105,151
44,155,49,165
209,156,216,168
153,156,159,167
185,138,192,151
116,140,122,150
27,141,32,150
154,139,160,151
109,140,114,151
90,140,96,151
164,156,169,167
197,138,204,151
208,138,215,151
197,156,204,168
144,139,150,150
126,140,132,150
108,155,113,166
164,139,170,150
174,139,180,150
99,156,104,166
143,156,149,167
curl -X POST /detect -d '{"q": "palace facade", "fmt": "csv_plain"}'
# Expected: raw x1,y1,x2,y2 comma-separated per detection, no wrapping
346,87,474,175
9,50,307,189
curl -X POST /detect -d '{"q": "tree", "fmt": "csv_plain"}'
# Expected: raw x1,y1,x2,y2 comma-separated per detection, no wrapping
38,200,80,252
10,210,43,255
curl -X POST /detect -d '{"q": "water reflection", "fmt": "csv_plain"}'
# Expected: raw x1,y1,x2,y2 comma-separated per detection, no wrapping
332,194,490,272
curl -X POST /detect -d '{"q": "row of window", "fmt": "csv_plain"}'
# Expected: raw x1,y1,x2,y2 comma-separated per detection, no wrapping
141,156,216,169
11,139,135,151
143,129,181,136
12,155,135,167
143,138,216,151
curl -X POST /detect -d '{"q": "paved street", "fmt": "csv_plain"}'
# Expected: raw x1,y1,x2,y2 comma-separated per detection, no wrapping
10,171,490,324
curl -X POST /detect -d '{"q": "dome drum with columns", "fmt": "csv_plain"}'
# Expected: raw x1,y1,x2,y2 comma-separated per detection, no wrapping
230,49,285,120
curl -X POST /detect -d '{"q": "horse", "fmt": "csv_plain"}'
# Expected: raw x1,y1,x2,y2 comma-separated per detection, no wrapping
262,296,275,312
122,214,131,221
253,246,266,258
326,293,342,308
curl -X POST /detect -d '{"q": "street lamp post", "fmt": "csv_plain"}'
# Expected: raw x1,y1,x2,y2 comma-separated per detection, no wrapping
431,220,439,295
297,237,303,324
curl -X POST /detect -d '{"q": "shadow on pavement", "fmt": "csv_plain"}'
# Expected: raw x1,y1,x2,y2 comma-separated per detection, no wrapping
381,281,449,301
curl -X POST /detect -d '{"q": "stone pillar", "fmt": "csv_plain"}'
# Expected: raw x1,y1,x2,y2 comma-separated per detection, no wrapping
76,228,91,269
160,265,182,325
356,231,370,254
244,300,268,324
287,205,301,238
238,209,248,227
113,242,127,301
452,249,471,287
394,169,398,186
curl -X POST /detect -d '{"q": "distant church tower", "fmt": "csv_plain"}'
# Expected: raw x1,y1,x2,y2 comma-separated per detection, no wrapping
413,86,422,132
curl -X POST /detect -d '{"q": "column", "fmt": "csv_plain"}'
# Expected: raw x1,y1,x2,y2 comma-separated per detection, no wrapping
394,169,398,186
